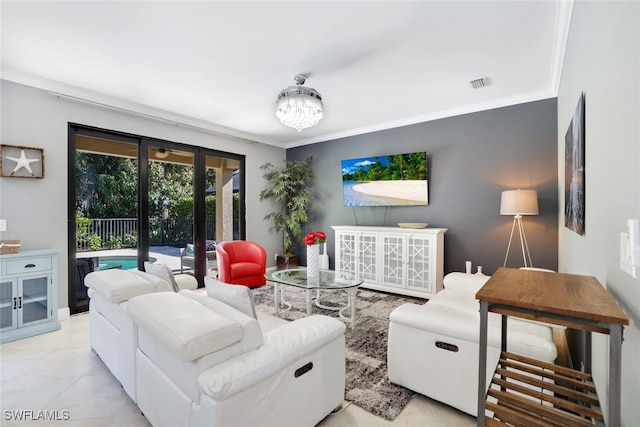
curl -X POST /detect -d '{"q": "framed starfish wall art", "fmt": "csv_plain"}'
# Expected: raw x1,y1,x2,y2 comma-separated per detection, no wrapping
0,144,45,179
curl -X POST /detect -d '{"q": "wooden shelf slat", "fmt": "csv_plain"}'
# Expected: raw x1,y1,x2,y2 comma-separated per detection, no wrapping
488,389,595,427
493,366,599,406
487,400,553,427
502,351,592,381
491,377,603,421
485,351,604,426
484,415,508,427
497,360,596,393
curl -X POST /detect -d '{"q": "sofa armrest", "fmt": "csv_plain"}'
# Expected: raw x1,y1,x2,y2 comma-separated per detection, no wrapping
175,274,198,290
390,303,557,362
443,272,491,293
391,303,481,343
198,315,345,400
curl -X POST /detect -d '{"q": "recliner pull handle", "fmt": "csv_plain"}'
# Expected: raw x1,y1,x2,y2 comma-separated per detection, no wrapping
436,341,459,352
294,362,313,378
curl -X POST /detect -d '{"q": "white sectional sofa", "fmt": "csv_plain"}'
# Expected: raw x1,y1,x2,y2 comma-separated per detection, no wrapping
85,269,346,427
387,272,558,416
85,268,199,401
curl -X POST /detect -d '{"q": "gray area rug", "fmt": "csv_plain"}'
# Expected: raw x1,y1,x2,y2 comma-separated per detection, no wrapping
252,283,425,421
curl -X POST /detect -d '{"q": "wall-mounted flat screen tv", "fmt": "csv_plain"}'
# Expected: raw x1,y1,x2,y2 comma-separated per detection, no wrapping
341,152,428,206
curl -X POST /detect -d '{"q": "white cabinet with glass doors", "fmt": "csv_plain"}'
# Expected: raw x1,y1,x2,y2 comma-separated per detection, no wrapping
332,226,446,298
0,249,60,343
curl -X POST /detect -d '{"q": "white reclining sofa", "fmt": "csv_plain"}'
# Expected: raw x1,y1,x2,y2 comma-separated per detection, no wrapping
85,269,346,427
85,268,199,401
387,272,558,416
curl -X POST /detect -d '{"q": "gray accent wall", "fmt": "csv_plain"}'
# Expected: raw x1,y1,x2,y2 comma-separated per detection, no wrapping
288,98,558,275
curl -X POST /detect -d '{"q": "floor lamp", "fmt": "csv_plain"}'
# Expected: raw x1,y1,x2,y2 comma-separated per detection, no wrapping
501,189,539,268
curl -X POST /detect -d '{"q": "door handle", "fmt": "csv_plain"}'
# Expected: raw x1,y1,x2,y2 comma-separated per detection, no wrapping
18,296,22,309
13,297,17,310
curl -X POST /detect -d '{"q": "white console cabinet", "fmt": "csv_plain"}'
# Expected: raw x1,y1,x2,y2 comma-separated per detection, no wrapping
0,249,60,343
332,226,447,298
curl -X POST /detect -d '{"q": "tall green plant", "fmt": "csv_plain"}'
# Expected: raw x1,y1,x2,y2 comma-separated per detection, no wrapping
259,156,314,255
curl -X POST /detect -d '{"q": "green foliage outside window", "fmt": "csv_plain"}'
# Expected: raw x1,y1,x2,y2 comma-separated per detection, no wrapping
76,151,237,250
86,234,102,251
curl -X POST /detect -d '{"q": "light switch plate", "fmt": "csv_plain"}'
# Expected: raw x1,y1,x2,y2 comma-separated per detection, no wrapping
0,219,6,232
620,232,638,278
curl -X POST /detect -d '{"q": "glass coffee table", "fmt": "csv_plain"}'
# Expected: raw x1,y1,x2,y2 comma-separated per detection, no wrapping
266,268,362,329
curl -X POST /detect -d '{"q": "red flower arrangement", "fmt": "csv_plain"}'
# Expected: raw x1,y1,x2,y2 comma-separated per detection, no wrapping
303,231,326,246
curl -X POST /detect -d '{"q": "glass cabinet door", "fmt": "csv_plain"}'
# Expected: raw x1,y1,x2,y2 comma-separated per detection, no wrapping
19,276,50,326
406,235,433,292
382,235,404,288
336,232,358,281
358,233,378,283
0,279,18,331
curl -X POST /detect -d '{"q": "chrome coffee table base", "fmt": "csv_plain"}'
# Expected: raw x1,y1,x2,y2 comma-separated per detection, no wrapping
274,285,358,329
314,288,358,328
267,268,362,330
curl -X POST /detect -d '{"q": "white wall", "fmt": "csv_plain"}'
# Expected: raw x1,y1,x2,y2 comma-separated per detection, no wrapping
0,80,285,311
558,1,639,424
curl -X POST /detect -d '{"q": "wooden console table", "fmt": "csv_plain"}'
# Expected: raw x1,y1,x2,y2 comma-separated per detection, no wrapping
476,268,628,426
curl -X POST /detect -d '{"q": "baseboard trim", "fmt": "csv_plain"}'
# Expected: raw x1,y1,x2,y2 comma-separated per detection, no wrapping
58,307,71,321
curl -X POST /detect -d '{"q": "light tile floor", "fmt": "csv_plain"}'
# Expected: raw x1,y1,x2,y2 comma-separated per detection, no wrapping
0,314,476,426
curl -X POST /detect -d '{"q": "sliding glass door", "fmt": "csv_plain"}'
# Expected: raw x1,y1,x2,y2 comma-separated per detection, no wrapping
68,124,245,314
147,144,195,276
71,130,139,313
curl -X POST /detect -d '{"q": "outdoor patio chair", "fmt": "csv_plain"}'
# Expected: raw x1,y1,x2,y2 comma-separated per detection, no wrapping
180,241,217,273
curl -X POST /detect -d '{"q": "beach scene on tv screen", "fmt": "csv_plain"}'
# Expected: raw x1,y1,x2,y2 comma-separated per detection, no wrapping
341,152,428,206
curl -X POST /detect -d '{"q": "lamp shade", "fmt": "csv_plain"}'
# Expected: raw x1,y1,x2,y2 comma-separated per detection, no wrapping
500,189,539,215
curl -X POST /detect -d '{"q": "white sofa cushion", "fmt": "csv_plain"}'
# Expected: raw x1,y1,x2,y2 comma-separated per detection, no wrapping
443,272,491,293
204,277,257,318
144,261,179,292
390,300,557,362
127,292,243,362
174,274,198,290
129,269,174,292
428,288,483,314
180,289,263,352
130,269,198,291
85,269,157,303
133,291,263,404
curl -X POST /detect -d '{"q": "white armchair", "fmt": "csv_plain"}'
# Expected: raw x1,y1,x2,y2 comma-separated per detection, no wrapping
387,272,558,416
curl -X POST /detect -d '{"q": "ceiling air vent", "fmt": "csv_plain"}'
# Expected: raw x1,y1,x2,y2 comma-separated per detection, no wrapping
469,77,488,89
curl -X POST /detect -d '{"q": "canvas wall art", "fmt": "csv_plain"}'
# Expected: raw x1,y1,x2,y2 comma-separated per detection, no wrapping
564,92,585,235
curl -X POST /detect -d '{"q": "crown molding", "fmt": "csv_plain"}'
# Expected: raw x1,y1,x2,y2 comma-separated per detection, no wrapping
4,14,568,154
284,89,557,149
1,68,286,149
549,0,574,96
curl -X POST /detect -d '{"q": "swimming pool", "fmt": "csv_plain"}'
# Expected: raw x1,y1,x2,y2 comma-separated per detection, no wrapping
96,256,156,271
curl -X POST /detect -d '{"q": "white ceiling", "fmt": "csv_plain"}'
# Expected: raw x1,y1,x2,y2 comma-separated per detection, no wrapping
1,1,573,149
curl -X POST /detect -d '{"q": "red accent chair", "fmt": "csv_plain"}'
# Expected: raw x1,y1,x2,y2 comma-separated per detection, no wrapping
216,241,267,288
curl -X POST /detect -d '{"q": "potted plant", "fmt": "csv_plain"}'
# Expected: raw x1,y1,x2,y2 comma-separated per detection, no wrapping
259,156,314,267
